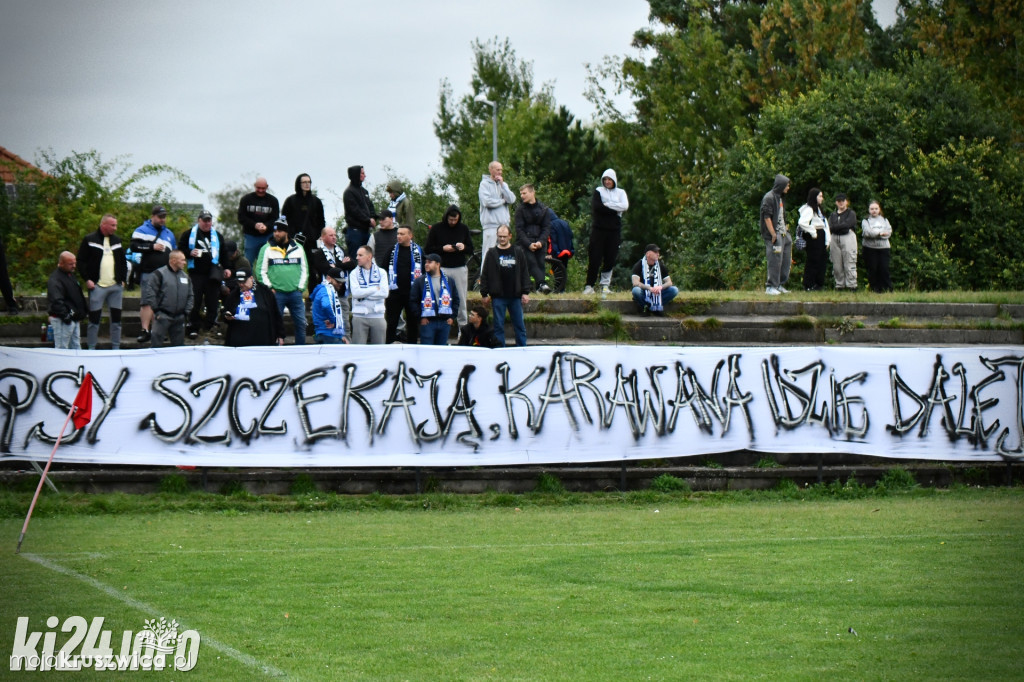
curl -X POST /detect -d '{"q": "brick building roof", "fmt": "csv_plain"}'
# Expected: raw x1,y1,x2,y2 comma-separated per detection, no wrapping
0,146,47,184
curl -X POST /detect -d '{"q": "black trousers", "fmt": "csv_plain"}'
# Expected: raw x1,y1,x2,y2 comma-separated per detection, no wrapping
801,231,828,290
586,227,621,286
385,289,418,344
189,271,221,329
863,246,892,293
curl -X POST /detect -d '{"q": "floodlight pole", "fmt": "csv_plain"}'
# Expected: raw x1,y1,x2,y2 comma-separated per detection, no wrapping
475,93,498,162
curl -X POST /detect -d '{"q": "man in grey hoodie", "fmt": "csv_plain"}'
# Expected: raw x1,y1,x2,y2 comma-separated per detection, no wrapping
478,161,516,272
759,173,792,295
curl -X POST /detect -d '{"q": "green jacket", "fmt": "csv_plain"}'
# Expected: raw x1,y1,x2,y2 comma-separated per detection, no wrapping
255,239,308,293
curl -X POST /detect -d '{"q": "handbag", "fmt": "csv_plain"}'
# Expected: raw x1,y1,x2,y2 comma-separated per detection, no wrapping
794,231,807,251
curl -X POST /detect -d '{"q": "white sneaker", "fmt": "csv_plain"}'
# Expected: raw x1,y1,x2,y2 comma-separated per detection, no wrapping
778,285,790,294
765,286,781,295
583,286,595,295
601,285,611,295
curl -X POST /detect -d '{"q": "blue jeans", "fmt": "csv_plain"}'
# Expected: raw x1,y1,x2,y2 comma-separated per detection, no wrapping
491,296,527,347
244,233,270,265
314,334,345,344
345,228,369,260
275,289,306,345
420,318,451,345
631,285,678,311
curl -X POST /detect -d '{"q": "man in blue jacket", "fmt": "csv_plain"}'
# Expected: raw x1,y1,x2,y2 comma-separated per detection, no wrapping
130,204,176,343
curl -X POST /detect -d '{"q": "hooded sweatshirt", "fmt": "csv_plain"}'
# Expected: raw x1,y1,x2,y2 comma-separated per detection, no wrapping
591,169,629,231
281,173,326,245
386,179,415,227
759,174,790,240
426,204,474,269
343,165,376,232
478,172,516,231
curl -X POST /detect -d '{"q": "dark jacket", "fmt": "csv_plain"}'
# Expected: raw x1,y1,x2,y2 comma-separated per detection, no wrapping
130,219,176,274
223,283,284,347
142,265,194,317
179,226,228,277
309,240,355,294
828,209,858,236
281,174,326,245
425,205,474,269
343,166,376,231
514,200,551,249
410,270,461,323
220,252,251,301
369,228,399,269
458,322,498,348
237,191,280,238
480,244,531,299
759,174,790,240
77,230,128,286
548,208,574,259
47,268,87,321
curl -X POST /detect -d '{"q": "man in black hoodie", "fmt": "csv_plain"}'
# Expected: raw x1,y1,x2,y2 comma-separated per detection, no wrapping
342,165,376,258
425,204,474,330
514,184,552,295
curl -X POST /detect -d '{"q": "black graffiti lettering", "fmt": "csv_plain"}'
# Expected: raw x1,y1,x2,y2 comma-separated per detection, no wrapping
440,365,482,450
763,356,825,430
378,361,420,444
963,359,1005,449
497,362,543,439
140,372,192,442
951,363,974,439
292,367,338,444
410,369,443,442
722,355,755,437
886,356,957,438
86,369,130,445
488,423,501,440
25,368,87,446
228,378,260,444
986,356,1024,459
568,353,605,426
602,364,667,439
535,352,581,432
0,369,39,453
832,371,869,439
257,374,290,436
186,375,231,445
338,364,388,441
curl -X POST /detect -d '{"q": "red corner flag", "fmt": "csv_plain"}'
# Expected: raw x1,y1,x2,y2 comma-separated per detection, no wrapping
72,372,93,430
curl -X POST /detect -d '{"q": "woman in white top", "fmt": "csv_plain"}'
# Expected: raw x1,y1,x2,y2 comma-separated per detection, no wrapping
861,200,893,292
798,187,830,291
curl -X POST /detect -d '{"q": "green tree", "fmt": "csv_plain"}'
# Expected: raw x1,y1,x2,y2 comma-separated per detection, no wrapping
678,57,1024,290
0,149,199,291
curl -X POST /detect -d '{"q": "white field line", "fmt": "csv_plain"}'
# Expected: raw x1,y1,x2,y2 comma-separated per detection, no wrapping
18,553,289,680
31,530,1012,559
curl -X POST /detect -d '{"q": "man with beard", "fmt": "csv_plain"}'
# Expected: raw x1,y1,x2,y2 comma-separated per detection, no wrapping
281,173,326,293
255,217,309,345
411,253,460,345
131,204,176,343
384,225,423,344
311,274,350,344
223,269,284,347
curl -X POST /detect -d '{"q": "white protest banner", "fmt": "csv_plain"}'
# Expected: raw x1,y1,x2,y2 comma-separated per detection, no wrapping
1,345,1021,466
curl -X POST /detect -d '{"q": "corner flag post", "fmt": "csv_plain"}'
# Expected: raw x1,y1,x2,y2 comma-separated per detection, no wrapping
16,372,93,554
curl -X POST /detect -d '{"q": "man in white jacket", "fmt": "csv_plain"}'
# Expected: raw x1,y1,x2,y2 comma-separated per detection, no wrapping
348,245,388,344
478,161,516,272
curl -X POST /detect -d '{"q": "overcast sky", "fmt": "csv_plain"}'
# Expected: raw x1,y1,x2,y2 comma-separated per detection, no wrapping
1,0,897,225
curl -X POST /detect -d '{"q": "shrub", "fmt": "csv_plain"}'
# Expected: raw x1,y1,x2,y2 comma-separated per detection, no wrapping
650,473,691,493
535,472,565,494
158,474,190,494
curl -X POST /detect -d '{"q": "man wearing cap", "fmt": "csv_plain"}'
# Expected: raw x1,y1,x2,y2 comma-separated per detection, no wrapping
76,213,127,349
47,251,88,349
130,204,177,343
828,193,858,290
410,253,460,345
631,244,678,317
219,240,250,302
180,210,225,339
759,173,792,295
384,225,424,344
142,249,193,348
348,245,388,344
343,165,376,257
238,177,280,265
367,210,399,271
479,224,531,347
311,274,350,344
223,268,284,347
255,217,309,345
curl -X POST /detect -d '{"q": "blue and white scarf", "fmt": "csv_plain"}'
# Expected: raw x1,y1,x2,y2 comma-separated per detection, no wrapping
324,284,346,336
641,259,664,311
420,272,453,317
388,243,423,290
187,224,220,269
